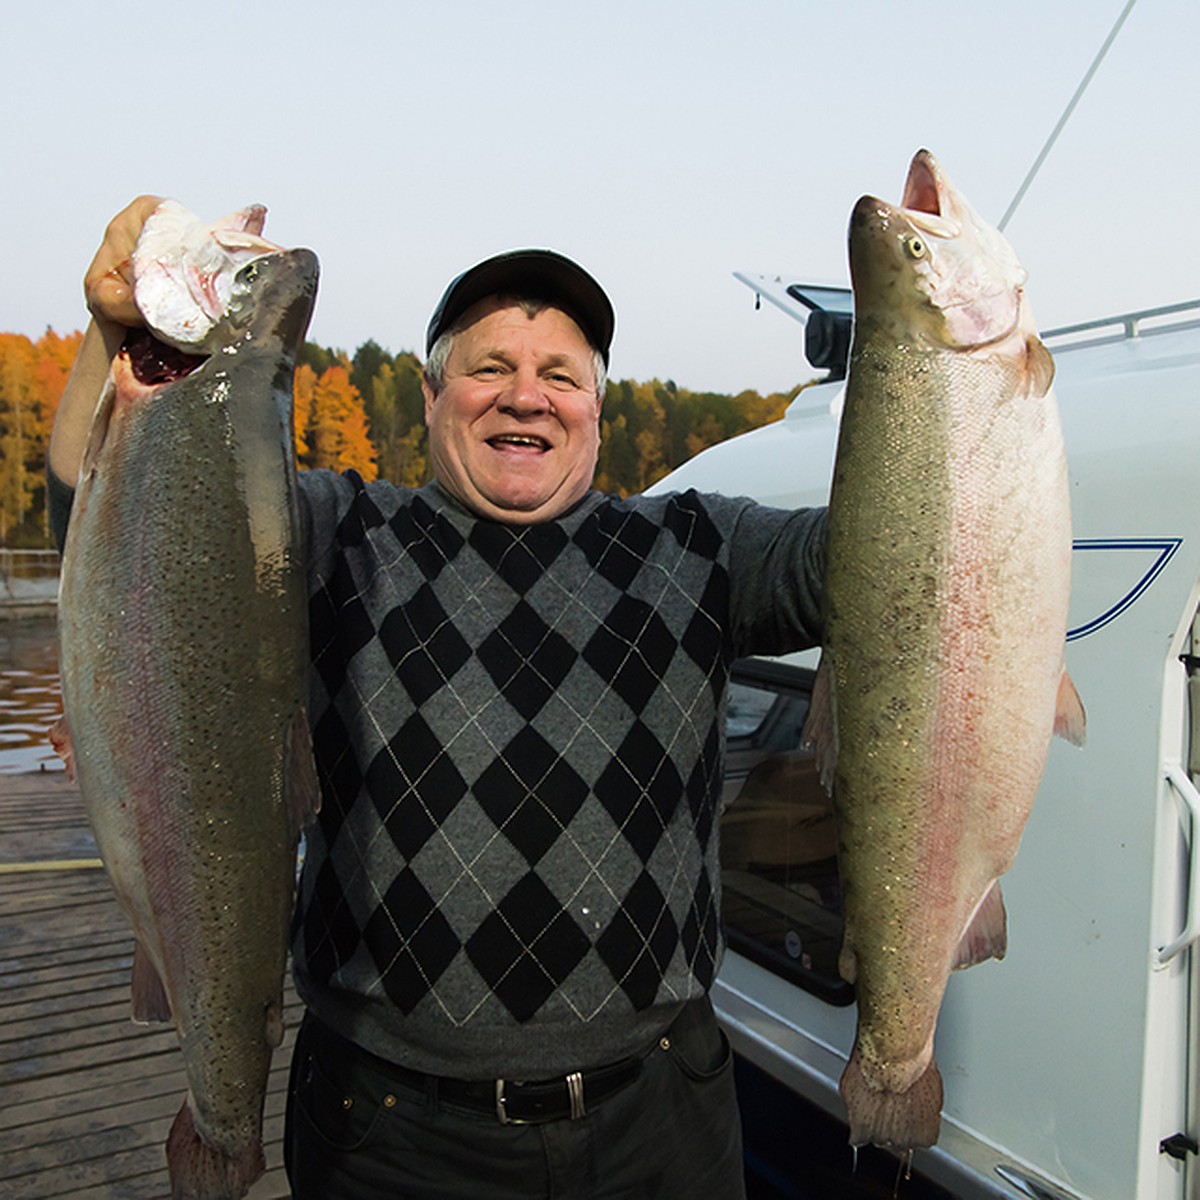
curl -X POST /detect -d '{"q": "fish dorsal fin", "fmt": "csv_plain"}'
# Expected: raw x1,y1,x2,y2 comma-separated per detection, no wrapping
1025,334,1056,399
800,656,838,795
286,707,322,840
1054,668,1087,747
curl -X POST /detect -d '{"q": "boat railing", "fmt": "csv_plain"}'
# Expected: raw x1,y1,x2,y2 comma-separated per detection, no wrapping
1044,298,1200,345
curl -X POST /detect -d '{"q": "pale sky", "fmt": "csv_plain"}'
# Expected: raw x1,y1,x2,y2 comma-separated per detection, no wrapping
3,0,1196,395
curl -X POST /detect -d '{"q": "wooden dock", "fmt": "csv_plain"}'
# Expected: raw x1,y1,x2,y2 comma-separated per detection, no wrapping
0,771,296,1199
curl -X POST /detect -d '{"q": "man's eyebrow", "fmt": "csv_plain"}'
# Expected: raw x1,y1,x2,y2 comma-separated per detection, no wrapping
539,352,583,371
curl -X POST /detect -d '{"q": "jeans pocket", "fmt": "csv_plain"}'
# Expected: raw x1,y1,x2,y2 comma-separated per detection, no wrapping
295,1045,389,1154
665,998,733,1082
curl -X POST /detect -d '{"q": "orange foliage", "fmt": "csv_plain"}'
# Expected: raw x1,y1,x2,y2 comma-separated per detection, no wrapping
0,329,84,542
301,365,378,480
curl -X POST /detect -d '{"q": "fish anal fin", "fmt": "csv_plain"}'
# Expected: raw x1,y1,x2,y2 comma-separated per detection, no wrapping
954,881,1008,970
1025,334,1056,399
265,997,285,1049
840,1045,943,1152
131,941,173,1024
1054,668,1087,747
286,707,322,840
49,717,76,782
801,655,838,794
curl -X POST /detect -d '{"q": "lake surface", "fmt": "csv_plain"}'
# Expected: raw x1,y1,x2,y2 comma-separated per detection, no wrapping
0,615,64,775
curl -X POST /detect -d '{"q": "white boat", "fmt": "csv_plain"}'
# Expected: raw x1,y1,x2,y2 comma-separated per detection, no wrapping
649,279,1200,1200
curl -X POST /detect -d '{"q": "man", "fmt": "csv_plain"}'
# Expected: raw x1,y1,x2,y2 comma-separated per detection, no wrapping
50,197,827,1199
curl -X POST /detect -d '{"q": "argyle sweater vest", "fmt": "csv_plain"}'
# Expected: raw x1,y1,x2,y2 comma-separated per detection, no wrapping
292,472,825,1077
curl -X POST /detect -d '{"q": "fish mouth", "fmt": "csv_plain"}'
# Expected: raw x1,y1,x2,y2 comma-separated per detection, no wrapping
900,150,961,239
123,328,208,387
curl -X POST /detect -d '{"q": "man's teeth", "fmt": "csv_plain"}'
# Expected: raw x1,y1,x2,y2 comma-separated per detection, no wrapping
492,435,546,448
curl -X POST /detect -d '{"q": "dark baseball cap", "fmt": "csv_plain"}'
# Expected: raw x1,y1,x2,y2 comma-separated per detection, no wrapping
426,249,615,366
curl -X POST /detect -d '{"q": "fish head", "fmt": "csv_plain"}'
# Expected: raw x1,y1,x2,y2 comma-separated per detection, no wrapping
849,149,1027,350
220,248,320,361
133,201,320,355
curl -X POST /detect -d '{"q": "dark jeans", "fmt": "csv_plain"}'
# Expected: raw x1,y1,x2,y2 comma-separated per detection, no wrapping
284,999,747,1199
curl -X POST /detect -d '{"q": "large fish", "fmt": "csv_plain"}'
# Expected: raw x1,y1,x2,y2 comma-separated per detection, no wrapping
55,203,320,1199
804,150,1085,1152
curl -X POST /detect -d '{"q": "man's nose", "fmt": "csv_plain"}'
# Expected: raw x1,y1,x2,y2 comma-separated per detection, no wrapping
496,366,550,415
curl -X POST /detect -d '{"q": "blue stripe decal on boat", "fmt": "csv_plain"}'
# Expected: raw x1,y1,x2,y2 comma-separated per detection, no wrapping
1067,538,1183,641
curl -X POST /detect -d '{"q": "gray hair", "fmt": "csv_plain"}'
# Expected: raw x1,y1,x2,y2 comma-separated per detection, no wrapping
424,296,607,399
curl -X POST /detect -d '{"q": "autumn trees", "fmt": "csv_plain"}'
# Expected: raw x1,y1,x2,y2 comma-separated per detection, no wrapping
0,331,83,545
0,329,805,547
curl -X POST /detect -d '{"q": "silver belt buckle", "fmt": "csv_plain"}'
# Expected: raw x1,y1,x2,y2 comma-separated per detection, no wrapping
494,1072,587,1124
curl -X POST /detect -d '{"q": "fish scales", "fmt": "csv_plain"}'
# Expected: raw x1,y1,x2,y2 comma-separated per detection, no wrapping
58,231,320,1199
808,151,1084,1153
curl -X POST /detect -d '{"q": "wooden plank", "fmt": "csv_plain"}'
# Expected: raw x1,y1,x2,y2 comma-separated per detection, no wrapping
0,775,297,1197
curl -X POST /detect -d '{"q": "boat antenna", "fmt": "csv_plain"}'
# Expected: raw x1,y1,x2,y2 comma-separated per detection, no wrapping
998,0,1138,232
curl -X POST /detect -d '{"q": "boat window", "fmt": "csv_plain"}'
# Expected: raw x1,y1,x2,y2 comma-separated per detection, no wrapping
720,658,852,1005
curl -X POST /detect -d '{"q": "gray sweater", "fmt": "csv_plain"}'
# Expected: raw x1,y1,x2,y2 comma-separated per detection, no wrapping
293,471,825,1077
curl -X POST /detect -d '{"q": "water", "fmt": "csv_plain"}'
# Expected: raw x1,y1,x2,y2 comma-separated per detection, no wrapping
0,615,65,775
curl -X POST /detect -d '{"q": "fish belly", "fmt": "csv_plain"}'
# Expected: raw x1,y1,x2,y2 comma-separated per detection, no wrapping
824,341,1071,1149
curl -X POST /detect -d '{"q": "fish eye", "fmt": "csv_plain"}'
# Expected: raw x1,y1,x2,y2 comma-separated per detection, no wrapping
903,234,926,260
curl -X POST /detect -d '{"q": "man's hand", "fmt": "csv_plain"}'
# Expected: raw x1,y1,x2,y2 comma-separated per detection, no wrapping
49,195,164,487
82,194,163,327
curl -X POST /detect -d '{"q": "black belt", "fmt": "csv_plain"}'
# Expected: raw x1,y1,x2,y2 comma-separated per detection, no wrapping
307,1017,645,1125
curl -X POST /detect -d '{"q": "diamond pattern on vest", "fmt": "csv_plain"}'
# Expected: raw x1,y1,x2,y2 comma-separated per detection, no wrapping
297,482,738,1027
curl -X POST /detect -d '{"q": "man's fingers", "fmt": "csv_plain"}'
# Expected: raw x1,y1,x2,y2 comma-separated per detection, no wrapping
83,194,164,326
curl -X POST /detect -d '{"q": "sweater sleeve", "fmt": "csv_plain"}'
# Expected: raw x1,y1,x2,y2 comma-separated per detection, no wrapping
725,498,828,655
47,465,75,554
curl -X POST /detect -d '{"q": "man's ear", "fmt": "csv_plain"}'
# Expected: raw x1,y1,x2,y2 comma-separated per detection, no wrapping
422,374,437,422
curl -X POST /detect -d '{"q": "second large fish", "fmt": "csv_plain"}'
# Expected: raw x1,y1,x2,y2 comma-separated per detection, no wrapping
56,204,320,1199
805,150,1085,1152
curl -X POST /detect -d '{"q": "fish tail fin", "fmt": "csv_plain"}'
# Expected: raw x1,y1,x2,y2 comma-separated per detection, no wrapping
954,880,1008,969
841,1047,943,1153
166,1099,264,1200
1054,669,1087,747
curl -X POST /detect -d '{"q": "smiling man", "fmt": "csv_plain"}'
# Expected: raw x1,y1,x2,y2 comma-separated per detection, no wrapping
49,218,828,1200
420,254,609,524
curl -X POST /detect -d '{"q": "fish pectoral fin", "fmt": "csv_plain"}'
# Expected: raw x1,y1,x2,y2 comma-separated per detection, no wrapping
1053,668,1087,747
838,943,859,985
1024,334,1056,399
48,717,76,782
131,941,173,1024
954,881,1008,969
79,374,119,485
800,655,838,794
286,707,322,839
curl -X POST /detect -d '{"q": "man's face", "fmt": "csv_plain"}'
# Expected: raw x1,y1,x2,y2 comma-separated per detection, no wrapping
423,298,603,523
